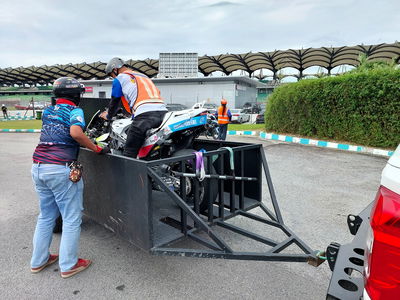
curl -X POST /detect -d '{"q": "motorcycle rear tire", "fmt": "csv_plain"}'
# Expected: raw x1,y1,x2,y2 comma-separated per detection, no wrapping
172,149,218,213
212,128,219,140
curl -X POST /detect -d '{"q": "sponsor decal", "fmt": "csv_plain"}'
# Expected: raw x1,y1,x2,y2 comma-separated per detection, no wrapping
169,115,207,132
85,86,93,93
143,134,159,146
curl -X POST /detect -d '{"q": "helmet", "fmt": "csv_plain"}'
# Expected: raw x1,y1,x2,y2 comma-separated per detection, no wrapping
52,77,85,105
221,99,227,105
105,57,125,76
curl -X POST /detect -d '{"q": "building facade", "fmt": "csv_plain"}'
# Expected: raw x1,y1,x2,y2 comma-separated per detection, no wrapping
158,53,198,78
82,76,267,109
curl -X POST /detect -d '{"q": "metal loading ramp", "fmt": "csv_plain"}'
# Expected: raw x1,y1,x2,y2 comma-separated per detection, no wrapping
80,139,317,263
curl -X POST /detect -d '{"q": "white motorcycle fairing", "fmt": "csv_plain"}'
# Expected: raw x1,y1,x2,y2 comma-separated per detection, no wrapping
106,108,208,158
137,108,208,158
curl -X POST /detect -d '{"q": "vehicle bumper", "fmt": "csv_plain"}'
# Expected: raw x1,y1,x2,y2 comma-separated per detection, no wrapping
326,202,373,300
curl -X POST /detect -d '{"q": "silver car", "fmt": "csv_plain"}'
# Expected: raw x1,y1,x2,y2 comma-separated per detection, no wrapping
230,109,250,124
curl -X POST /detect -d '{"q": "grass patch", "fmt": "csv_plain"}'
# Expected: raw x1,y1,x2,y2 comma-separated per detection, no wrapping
228,124,265,131
0,120,42,129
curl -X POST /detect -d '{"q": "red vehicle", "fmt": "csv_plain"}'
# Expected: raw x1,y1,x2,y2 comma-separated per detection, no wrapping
326,145,400,299
14,102,48,110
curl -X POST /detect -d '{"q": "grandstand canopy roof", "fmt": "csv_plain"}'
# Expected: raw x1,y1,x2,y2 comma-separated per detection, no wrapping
0,42,399,86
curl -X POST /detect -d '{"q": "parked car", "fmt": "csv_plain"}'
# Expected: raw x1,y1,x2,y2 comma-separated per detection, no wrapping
242,102,262,114
14,102,49,110
166,103,188,111
192,102,217,114
230,109,250,124
326,144,400,300
255,109,265,124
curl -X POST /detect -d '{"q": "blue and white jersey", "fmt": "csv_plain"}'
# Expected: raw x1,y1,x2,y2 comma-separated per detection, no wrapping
32,99,85,164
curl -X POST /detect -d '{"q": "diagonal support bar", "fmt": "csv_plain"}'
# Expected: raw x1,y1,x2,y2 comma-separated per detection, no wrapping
215,221,278,247
151,248,313,262
148,167,233,253
260,148,284,224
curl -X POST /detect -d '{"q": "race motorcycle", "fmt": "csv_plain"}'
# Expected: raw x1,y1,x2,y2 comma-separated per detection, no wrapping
86,108,219,211
203,114,219,140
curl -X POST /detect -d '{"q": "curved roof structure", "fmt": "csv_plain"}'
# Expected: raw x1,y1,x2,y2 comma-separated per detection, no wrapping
0,42,399,86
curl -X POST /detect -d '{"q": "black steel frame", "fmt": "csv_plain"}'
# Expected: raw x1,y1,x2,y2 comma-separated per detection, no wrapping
147,143,316,263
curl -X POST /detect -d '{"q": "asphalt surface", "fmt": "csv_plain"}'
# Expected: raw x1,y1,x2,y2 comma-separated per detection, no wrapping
0,133,387,300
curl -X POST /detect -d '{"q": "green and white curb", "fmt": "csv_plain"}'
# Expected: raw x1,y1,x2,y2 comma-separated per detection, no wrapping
0,129,40,133
1,128,394,157
228,130,257,136
259,132,393,157
227,130,393,157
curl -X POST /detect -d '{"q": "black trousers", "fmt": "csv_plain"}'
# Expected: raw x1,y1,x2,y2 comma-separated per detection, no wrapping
123,111,167,158
218,123,228,140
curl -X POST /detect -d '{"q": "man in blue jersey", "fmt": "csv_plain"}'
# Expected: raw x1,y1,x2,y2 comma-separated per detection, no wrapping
31,77,108,278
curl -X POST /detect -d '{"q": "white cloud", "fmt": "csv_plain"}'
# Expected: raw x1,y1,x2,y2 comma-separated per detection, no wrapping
0,0,398,68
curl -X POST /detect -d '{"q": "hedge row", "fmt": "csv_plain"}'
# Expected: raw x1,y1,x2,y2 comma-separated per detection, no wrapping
265,68,400,149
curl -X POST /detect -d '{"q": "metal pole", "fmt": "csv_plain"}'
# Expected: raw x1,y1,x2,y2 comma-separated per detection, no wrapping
260,148,284,224
180,161,187,234
239,150,244,209
218,153,225,220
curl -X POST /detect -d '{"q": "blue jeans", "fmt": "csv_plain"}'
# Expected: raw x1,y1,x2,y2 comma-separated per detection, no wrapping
31,164,84,272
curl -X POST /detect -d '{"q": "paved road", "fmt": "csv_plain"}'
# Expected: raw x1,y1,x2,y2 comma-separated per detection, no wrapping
0,133,387,299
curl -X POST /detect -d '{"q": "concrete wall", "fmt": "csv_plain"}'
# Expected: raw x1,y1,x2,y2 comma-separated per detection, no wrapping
157,81,235,108
235,85,258,108
83,82,110,99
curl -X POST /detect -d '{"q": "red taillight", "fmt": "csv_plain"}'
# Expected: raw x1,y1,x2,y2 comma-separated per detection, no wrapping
365,186,400,299
370,186,400,248
233,114,239,116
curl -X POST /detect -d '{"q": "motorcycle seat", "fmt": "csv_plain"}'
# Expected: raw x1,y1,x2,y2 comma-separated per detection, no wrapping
145,111,174,137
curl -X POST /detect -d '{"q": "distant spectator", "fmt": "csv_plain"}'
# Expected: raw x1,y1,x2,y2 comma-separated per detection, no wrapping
215,99,232,140
2,104,8,119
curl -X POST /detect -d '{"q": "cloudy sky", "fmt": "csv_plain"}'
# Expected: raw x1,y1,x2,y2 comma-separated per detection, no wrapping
0,0,398,68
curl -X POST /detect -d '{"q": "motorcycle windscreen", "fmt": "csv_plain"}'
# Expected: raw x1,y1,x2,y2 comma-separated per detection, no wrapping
95,133,110,147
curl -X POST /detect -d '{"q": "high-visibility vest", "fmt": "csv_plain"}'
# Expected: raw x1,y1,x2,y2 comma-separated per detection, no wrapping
121,71,164,113
217,106,229,124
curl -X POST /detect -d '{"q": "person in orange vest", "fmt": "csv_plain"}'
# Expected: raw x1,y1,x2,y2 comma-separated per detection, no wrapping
215,99,232,140
100,57,167,158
